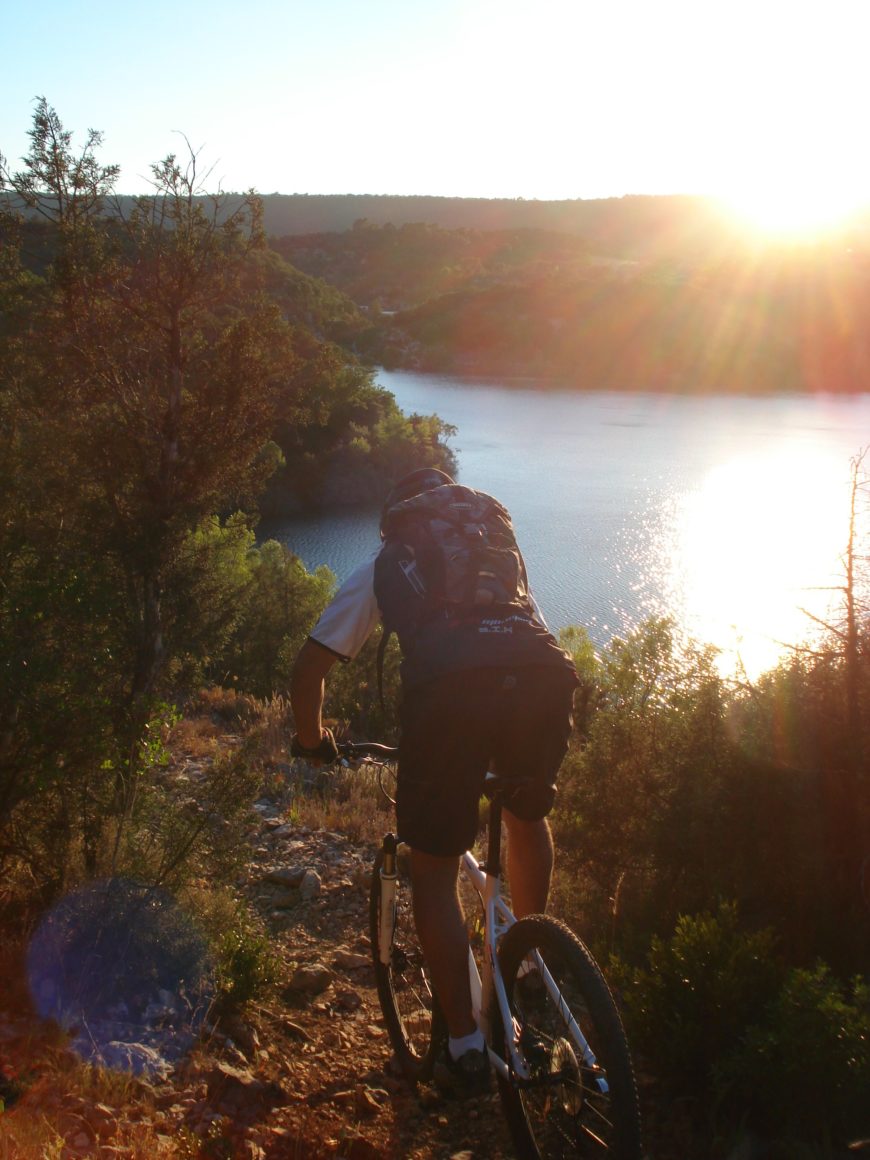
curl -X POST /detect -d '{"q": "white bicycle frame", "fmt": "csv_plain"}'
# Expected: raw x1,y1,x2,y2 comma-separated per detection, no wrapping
353,745,607,1095
460,848,608,1091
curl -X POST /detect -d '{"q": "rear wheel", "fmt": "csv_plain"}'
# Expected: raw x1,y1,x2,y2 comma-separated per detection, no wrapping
369,846,440,1080
494,915,642,1158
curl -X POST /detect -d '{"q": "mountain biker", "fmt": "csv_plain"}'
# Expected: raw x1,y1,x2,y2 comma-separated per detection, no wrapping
289,467,578,1095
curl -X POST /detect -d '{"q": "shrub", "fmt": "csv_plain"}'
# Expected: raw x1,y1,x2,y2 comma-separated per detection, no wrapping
719,963,870,1140
187,886,279,1009
215,921,279,1009
614,902,782,1096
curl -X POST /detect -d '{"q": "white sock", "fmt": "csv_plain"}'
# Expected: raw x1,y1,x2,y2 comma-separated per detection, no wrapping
448,1028,486,1061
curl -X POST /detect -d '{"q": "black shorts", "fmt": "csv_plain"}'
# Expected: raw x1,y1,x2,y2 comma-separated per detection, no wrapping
396,665,577,857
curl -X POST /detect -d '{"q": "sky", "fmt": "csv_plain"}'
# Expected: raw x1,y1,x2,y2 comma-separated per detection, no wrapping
4,0,870,218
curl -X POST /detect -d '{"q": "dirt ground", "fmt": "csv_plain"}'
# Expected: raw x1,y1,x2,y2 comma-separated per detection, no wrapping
0,803,519,1159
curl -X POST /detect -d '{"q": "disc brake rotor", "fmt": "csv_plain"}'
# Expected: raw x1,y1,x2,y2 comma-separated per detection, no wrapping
550,1037,584,1116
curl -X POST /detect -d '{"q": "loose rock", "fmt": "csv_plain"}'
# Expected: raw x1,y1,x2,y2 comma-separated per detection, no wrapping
299,869,322,900
288,964,333,995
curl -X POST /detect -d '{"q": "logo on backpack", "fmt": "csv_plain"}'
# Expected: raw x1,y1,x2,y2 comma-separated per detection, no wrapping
374,484,531,645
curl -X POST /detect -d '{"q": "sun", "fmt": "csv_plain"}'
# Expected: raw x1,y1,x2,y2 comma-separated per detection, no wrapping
717,179,867,242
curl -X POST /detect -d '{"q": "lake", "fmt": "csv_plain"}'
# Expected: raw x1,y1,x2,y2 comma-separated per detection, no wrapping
266,371,870,677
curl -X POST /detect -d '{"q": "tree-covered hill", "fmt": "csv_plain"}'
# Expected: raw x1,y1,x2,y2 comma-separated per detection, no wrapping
383,249,870,391
257,191,870,257
3,189,740,254
272,220,593,310
14,216,370,347
12,184,870,393
257,192,731,247
271,217,870,393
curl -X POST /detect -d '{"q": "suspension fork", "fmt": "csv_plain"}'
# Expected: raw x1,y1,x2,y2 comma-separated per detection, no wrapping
378,832,398,965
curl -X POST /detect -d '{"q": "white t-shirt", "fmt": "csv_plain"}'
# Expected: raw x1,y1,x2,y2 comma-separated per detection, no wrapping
309,555,381,662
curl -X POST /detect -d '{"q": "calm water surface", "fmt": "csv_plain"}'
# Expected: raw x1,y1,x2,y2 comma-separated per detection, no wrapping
268,370,870,677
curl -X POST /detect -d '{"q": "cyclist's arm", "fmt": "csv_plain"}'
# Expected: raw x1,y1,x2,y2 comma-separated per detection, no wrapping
290,638,339,749
290,555,381,748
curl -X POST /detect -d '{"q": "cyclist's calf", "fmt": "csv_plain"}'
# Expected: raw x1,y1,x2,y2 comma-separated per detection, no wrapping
503,811,554,919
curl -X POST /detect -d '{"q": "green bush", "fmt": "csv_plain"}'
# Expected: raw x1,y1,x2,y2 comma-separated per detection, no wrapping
616,903,870,1146
216,922,279,1008
193,889,279,1009
614,902,782,1095
719,963,870,1140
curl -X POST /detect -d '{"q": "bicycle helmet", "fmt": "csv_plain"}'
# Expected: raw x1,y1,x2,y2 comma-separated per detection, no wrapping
380,466,455,534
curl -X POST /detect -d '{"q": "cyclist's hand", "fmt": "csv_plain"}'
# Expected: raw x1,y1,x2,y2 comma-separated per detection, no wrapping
290,728,338,766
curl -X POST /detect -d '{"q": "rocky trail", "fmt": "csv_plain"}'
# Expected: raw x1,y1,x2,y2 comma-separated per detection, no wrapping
0,730,516,1160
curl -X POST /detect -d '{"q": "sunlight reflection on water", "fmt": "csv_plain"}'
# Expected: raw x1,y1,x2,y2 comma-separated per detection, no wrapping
267,373,870,680
661,444,857,676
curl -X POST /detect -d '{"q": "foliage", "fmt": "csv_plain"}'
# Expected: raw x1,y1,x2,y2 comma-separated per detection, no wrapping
117,739,262,893
614,902,782,1096
0,102,299,886
0,101,450,900
612,905,870,1144
719,964,870,1139
165,520,336,699
216,539,333,698
274,220,590,311
210,898,279,1008
323,628,402,741
553,618,735,947
262,349,457,513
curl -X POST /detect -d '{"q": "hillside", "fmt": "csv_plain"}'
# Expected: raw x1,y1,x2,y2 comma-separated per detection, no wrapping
384,256,870,390
273,217,870,392
12,188,870,393
259,193,870,258
273,223,593,311
0,709,518,1159
257,192,732,253
4,191,728,251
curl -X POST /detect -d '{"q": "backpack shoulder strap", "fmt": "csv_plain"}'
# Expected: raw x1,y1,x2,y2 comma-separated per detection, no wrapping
376,626,390,714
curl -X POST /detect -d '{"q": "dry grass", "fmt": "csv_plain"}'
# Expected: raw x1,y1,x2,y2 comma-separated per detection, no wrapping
191,686,265,729
167,715,224,761
0,1117,66,1159
0,1098,192,1159
0,1020,167,1159
287,760,396,846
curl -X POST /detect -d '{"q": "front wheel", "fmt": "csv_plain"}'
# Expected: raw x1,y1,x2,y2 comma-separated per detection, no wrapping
493,915,642,1158
369,846,440,1081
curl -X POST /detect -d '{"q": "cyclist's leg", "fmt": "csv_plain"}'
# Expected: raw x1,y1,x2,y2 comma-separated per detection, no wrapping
502,811,553,918
396,672,494,1044
491,665,577,919
408,849,476,1038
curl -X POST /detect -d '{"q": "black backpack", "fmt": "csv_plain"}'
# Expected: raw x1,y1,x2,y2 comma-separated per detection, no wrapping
373,484,532,695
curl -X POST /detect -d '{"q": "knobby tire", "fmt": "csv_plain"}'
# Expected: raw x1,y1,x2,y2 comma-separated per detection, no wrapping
493,915,642,1159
